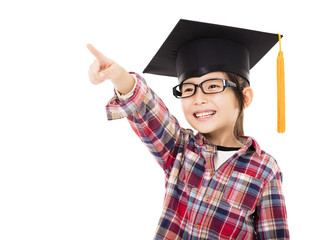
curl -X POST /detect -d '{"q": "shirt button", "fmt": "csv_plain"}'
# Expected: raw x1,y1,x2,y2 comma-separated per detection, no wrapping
210,172,214,177
195,224,200,229
205,198,210,203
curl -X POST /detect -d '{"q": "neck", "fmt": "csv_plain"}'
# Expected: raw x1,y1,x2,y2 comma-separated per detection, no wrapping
203,130,244,148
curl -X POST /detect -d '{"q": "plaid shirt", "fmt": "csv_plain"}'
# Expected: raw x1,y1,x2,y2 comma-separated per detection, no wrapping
106,73,290,239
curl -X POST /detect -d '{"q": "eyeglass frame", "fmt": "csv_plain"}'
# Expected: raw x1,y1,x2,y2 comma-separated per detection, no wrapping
172,78,240,99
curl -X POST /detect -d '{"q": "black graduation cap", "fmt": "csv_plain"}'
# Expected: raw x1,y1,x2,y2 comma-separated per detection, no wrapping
143,19,281,84
143,19,286,133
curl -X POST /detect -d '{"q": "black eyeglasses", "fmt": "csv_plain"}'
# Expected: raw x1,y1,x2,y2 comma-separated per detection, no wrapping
173,78,238,99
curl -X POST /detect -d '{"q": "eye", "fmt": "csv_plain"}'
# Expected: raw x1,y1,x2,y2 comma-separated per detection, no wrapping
208,84,220,89
203,80,223,91
184,88,194,92
181,84,195,93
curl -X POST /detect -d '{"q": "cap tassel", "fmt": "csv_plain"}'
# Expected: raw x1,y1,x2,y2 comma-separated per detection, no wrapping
277,34,285,133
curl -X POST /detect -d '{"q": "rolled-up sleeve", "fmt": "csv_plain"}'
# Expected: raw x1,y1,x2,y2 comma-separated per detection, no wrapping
106,72,148,120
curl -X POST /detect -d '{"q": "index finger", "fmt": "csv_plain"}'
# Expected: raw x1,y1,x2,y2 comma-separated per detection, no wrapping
87,43,107,62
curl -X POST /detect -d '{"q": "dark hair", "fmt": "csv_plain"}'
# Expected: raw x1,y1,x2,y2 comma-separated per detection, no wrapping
224,72,250,138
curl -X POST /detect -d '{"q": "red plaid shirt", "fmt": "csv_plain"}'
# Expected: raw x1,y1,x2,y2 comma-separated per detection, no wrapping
106,73,290,239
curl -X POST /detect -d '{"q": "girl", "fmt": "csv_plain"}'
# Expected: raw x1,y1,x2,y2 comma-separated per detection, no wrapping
87,19,289,239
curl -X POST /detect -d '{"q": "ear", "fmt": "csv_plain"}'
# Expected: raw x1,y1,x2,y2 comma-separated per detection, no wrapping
242,87,253,109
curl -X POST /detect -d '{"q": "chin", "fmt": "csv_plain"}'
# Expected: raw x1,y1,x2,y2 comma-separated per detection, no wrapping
190,119,226,136
190,122,217,134
195,127,216,135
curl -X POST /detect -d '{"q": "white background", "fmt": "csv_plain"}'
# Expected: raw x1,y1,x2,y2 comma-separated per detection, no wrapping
0,0,315,239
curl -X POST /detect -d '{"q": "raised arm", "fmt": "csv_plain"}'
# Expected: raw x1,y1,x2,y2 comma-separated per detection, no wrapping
87,44,191,178
106,73,190,178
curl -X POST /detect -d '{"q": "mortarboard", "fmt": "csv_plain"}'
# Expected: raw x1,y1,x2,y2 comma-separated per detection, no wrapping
143,19,285,133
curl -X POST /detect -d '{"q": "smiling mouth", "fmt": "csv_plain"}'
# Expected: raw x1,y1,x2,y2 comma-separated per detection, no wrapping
194,111,216,119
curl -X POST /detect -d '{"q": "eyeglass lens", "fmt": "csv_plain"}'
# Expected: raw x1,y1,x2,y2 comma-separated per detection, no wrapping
180,79,224,97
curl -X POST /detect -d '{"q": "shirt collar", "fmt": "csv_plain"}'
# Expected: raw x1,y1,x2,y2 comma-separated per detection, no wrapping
195,132,212,146
238,136,262,156
195,132,262,156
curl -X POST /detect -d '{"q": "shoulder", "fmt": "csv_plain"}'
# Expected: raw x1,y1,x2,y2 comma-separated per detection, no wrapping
235,137,282,184
257,149,283,182
173,129,204,154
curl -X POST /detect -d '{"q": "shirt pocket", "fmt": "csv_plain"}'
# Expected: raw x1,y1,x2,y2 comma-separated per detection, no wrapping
178,149,205,189
223,171,262,212
188,192,247,239
204,199,247,239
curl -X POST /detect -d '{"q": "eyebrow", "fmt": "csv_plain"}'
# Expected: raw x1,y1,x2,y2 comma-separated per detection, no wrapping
182,81,194,84
183,78,222,84
182,79,200,84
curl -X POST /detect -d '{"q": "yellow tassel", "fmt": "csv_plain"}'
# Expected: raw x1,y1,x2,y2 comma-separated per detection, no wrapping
277,34,285,133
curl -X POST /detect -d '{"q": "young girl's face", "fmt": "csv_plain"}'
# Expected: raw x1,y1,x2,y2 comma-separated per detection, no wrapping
181,71,240,139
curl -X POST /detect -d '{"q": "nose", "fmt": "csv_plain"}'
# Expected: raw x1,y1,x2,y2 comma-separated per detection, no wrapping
194,87,208,105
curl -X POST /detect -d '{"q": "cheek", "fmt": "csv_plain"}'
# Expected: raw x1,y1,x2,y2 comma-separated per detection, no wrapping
181,100,190,116
213,93,240,117
181,99,195,123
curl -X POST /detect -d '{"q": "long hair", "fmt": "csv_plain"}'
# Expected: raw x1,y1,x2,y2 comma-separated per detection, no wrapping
224,72,250,138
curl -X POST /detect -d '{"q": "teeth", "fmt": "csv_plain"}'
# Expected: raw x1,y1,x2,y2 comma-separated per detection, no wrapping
195,111,216,118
